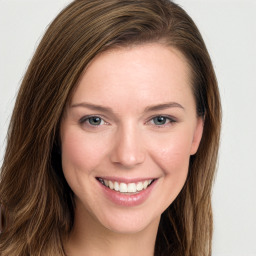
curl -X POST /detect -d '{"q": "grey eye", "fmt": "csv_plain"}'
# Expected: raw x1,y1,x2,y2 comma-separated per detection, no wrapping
152,116,168,125
88,116,102,126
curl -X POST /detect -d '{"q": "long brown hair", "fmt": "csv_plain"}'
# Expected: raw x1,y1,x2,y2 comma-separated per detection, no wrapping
0,0,221,255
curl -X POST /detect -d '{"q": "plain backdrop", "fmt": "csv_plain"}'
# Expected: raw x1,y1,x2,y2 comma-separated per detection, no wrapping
0,1,256,255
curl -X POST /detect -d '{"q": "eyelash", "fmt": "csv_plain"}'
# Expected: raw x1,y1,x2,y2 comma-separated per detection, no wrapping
147,115,176,127
79,115,176,128
79,115,109,127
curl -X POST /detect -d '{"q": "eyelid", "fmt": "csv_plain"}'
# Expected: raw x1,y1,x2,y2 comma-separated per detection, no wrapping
79,115,109,126
79,114,177,127
146,115,177,126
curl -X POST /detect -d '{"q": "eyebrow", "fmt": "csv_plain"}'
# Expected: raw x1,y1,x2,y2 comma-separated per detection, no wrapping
71,102,114,114
70,102,184,114
144,102,184,112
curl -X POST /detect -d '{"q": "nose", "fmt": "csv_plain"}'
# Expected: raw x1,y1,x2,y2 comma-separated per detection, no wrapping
110,125,146,168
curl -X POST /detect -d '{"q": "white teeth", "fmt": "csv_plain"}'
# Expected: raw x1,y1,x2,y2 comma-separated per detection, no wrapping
99,178,154,193
120,183,128,193
114,181,119,191
136,182,143,191
109,180,114,190
143,180,149,189
127,183,137,193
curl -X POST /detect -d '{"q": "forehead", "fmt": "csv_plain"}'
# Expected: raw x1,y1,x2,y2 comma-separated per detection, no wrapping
71,43,193,108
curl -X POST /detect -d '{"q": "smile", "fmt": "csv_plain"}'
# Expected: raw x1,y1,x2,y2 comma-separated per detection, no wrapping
96,178,155,194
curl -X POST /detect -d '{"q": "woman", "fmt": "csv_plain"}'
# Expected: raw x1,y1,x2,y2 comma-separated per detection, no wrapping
0,0,221,255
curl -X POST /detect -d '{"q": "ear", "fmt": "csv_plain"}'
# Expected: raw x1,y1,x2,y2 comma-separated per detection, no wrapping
190,117,204,155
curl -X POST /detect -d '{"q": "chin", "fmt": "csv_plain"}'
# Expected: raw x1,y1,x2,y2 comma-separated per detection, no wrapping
105,219,157,235
95,206,161,235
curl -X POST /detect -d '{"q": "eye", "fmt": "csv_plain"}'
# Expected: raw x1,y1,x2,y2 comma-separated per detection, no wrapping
88,116,103,126
149,115,176,126
80,116,105,126
152,116,168,125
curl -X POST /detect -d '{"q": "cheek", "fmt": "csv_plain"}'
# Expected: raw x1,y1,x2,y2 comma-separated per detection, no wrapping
147,131,193,205
158,138,190,192
149,130,192,175
61,128,107,174
60,128,109,205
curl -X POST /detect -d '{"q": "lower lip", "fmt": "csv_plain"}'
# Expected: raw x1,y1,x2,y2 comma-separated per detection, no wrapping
98,180,157,207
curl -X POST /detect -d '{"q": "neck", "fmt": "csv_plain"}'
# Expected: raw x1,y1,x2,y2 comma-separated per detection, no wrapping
64,200,160,256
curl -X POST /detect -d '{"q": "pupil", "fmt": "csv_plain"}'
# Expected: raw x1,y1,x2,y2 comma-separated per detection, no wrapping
89,117,101,125
154,116,166,125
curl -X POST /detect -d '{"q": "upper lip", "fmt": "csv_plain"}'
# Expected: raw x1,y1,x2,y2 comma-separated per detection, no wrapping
96,176,158,183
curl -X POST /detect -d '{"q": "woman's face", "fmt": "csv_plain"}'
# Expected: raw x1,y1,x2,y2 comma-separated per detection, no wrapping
60,43,203,234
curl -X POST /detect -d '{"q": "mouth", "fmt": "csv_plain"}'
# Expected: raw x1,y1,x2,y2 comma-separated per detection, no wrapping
96,177,157,194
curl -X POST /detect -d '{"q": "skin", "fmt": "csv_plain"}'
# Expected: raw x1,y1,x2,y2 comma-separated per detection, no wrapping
60,43,203,256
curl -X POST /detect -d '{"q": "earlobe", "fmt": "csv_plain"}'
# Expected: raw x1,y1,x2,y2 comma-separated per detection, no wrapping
190,117,204,155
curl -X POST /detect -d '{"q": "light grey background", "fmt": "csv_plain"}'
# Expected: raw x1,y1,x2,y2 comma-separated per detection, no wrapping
0,1,256,255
